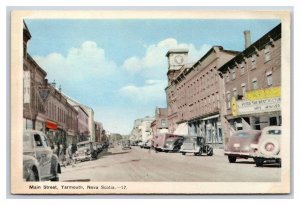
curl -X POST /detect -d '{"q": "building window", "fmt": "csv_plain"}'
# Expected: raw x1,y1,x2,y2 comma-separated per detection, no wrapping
226,91,231,109
240,63,245,75
161,119,167,127
231,69,236,80
241,83,246,96
266,71,273,86
265,46,271,62
251,56,256,69
233,88,237,99
226,72,230,82
252,78,258,90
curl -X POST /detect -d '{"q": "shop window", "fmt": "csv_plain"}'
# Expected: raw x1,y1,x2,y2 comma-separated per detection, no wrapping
269,117,277,126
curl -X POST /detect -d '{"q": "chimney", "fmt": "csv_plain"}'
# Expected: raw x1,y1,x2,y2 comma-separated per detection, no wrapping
244,30,251,49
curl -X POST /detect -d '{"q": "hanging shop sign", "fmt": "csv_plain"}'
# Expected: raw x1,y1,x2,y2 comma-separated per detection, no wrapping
245,86,281,101
234,97,281,115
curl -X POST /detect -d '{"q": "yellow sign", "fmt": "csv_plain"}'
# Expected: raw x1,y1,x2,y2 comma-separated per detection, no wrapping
245,86,281,101
231,97,238,117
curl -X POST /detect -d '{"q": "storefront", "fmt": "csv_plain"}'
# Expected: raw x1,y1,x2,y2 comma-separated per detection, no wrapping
23,118,33,130
228,87,281,131
173,122,188,135
35,114,46,133
45,120,58,147
188,114,223,148
67,129,77,145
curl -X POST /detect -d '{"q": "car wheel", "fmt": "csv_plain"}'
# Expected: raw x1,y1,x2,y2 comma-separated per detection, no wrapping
254,157,264,167
182,152,186,155
194,153,198,156
26,169,38,181
277,159,282,167
228,155,237,163
207,147,213,156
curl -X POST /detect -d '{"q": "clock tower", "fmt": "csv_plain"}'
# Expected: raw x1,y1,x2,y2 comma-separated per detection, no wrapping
166,49,189,85
166,49,189,71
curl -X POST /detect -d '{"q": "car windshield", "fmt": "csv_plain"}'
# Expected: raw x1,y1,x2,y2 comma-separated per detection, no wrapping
266,129,281,135
166,138,176,142
183,137,196,143
233,132,258,138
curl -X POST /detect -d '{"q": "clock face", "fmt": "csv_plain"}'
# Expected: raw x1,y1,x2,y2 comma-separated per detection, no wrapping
174,55,184,64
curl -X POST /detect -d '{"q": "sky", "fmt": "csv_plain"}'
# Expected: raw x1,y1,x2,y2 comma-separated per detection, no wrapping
25,19,280,135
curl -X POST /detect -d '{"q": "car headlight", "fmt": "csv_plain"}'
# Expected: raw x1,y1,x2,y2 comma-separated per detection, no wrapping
233,143,240,148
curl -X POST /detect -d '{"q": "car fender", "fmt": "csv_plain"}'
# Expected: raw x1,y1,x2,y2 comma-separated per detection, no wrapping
259,137,280,156
50,154,60,175
23,155,40,181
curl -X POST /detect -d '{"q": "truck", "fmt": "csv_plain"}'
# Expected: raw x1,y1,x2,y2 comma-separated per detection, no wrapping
152,133,183,152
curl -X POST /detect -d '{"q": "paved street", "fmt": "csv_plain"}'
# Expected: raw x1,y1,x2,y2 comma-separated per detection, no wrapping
60,146,280,182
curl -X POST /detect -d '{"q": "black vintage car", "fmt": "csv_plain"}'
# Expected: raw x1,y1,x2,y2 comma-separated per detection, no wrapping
180,136,213,156
162,137,184,152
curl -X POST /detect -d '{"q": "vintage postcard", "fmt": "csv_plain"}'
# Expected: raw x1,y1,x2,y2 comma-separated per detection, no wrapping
11,10,291,194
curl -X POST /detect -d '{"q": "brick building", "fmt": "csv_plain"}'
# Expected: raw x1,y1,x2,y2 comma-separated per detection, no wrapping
218,24,281,144
165,47,238,146
150,107,168,136
95,121,107,143
72,105,89,142
23,21,79,147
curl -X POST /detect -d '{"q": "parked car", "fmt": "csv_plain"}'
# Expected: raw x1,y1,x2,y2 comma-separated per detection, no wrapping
180,136,213,156
95,142,106,154
224,130,262,163
109,142,114,148
74,141,98,162
121,140,132,150
162,137,184,152
152,133,183,152
23,130,61,181
252,126,281,167
140,139,152,149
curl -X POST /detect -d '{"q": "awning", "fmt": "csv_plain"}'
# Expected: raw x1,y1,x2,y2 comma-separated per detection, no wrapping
174,123,188,135
46,120,57,130
201,114,220,121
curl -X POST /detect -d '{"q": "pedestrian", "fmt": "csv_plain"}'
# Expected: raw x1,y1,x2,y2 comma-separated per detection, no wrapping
66,144,75,167
52,144,58,156
58,144,66,167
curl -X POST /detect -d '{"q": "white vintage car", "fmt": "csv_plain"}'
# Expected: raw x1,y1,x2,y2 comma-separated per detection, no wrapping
252,126,281,167
23,130,61,181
